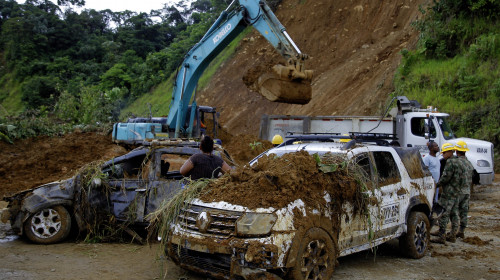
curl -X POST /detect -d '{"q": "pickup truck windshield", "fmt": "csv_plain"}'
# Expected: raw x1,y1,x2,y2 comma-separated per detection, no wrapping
437,117,455,140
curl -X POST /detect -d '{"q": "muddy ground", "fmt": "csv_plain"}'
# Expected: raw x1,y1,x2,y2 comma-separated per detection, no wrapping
1,175,498,280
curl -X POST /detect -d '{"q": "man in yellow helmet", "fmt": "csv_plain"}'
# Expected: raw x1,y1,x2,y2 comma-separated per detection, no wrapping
453,140,474,239
272,134,283,147
432,142,464,244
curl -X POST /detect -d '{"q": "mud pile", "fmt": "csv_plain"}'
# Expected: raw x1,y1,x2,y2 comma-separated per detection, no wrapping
0,132,127,198
199,150,364,210
221,134,273,166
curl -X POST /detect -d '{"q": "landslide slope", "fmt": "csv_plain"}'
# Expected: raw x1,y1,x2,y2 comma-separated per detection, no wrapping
197,0,426,135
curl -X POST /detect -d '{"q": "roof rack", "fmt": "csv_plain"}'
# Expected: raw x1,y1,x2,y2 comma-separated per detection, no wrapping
279,132,399,149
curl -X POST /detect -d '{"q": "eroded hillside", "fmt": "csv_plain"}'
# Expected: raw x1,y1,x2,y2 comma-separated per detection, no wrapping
198,0,427,135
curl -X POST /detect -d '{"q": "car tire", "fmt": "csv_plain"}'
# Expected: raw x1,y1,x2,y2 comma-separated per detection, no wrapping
289,228,336,280
399,211,430,259
24,205,72,244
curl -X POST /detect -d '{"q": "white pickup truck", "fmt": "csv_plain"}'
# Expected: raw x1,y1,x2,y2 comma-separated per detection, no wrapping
166,135,435,279
259,96,494,184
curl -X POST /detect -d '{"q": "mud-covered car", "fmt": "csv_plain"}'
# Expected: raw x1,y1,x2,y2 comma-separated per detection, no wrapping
1,140,231,244
166,134,435,279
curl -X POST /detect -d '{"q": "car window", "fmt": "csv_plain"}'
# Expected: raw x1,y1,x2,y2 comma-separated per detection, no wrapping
372,151,401,187
103,153,148,179
395,148,426,179
159,153,191,179
354,153,374,190
411,117,436,138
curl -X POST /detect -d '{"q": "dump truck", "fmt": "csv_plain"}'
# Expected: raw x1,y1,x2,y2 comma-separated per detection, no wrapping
112,0,313,144
259,96,494,184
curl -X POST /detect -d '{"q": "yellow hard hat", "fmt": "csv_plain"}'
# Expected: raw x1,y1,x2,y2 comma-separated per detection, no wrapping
441,142,455,152
455,140,470,152
272,134,283,145
339,134,350,143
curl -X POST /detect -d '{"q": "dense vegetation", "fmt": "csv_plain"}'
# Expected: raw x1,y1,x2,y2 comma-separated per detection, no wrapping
0,0,271,140
394,0,500,171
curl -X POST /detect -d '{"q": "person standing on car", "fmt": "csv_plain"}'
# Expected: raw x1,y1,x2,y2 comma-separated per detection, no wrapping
180,135,232,180
433,143,467,244
452,140,474,239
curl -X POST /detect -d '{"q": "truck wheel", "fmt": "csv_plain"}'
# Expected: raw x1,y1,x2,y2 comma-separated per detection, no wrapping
24,205,72,244
399,211,430,259
289,228,336,280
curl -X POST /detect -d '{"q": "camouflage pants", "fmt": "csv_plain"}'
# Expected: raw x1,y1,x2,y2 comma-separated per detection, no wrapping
451,194,470,229
438,194,460,232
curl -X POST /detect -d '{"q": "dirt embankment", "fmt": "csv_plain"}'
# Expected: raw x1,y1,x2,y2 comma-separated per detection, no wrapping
0,131,270,198
198,0,426,135
0,132,128,198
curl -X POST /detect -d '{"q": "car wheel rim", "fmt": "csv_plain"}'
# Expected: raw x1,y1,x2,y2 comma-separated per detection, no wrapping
413,220,427,254
301,239,329,280
31,208,62,239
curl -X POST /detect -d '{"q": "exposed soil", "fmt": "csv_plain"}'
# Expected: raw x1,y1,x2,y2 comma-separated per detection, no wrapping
0,132,127,199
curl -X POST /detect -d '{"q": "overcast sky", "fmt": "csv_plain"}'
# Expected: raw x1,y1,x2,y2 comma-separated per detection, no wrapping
16,0,191,13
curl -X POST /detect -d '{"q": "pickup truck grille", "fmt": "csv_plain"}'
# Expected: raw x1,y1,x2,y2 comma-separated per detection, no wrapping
171,244,232,278
177,204,242,237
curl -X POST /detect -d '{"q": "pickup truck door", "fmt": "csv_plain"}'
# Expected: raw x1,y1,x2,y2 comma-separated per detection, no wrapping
338,149,377,254
371,150,405,239
338,149,406,256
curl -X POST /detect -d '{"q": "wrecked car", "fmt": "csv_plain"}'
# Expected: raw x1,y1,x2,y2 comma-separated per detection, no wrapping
1,140,232,244
166,134,435,279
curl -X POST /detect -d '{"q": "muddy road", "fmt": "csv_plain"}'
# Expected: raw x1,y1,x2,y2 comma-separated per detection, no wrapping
1,177,499,280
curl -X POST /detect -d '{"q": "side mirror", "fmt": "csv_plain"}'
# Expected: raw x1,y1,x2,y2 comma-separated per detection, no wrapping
424,117,434,139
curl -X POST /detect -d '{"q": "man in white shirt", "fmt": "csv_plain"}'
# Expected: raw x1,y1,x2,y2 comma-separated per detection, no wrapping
423,141,441,183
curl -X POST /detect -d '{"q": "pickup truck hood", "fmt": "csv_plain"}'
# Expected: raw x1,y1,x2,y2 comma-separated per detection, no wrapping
190,198,277,213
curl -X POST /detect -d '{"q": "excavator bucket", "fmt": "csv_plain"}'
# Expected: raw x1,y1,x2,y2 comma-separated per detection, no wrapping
257,63,313,105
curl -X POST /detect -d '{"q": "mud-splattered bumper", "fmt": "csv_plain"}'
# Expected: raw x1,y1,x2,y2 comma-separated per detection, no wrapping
168,233,293,279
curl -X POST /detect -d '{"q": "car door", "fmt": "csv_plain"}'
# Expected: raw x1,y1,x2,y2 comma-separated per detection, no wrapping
145,151,185,217
338,148,378,254
106,153,150,223
371,149,404,238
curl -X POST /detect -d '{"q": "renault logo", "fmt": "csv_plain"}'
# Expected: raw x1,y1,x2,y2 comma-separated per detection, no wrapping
196,211,211,233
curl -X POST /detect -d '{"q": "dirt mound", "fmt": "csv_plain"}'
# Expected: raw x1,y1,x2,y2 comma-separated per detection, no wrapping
221,134,273,166
0,130,271,200
198,0,426,135
200,151,363,210
0,132,127,199
463,236,490,246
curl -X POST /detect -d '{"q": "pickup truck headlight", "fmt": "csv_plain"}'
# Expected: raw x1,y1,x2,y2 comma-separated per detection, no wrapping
236,213,277,236
477,160,490,167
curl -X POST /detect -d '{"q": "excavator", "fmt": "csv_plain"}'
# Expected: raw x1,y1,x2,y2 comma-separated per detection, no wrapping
112,0,313,143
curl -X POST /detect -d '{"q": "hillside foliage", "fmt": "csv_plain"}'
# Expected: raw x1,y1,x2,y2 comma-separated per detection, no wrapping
0,0,280,138
394,0,500,171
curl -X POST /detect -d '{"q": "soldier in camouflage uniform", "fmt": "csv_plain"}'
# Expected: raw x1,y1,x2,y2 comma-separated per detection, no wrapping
452,140,474,239
432,143,469,244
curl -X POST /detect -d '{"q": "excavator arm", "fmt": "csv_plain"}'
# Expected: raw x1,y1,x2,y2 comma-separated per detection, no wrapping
167,0,313,138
